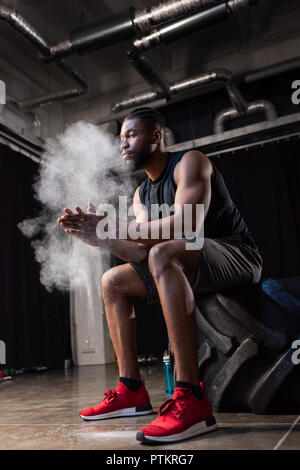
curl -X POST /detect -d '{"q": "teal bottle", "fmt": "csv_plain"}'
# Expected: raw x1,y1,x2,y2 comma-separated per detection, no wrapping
163,352,175,396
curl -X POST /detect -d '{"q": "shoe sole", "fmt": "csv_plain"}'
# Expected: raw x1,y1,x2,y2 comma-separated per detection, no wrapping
80,405,153,421
136,416,217,443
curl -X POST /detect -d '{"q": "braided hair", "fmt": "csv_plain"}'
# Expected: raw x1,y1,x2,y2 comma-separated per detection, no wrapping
123,107,165,130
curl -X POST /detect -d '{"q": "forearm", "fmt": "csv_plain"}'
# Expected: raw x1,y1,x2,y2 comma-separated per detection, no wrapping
115,210,203,246
99,238,149,262
116,214,181,246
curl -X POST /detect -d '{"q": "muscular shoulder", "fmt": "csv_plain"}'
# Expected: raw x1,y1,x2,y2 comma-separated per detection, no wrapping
173,150,213,186
133,185,148,222
133,185,141,204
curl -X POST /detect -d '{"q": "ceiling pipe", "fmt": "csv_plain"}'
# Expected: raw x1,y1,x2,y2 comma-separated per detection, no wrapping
44,0,222,62
130,3,228,54
46,0,261,62
54,59,88,91
40,0,261,61
123,0,259,109
169,112,299,156
134,0,221,30
0,5,49,56
109,95,167,118
59,9,136,59
214,100,277,133
112,69,248,114
128,53,171,99
0,4,88,109
127,2,229,98
130,0,261,54
111,54,300,116
5,0,259,109
16,89,85,110
171,69,248,114
43,0,261,62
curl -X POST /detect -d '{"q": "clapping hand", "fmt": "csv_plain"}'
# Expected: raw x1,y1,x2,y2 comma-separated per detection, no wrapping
57,203,107,246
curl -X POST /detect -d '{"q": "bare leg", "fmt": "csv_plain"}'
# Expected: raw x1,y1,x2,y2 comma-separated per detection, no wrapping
148,240,200,385
101,264,148,380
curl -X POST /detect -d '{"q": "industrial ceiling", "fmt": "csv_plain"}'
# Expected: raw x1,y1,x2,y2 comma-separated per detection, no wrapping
0,0,299,146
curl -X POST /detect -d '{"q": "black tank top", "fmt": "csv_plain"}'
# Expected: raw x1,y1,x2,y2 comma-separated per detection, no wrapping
139,151,257,249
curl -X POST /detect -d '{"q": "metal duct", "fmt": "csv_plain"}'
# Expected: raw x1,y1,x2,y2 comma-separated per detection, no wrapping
45,0,260,62
112,89,155,113
111,92,164,114
169,111,297,156
164,126,176,146
127,53,171,98
68,10,136,56
171,69,248,115
131,3,228,53
0,5,49,56
0,4,88,108
54,59,88,93
133,0,220,31
45,0,224,61
227,0,260,14
16,89,84,110
127,0,257,109
214,100,277,133
224,82,248,115
112,69,248,115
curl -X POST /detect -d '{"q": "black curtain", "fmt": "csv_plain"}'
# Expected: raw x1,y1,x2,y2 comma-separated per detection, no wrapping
133,138,300,356
0,143,71,370
211,138,300,279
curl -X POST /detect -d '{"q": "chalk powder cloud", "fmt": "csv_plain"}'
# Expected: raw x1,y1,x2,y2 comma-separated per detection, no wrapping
18,121,133,294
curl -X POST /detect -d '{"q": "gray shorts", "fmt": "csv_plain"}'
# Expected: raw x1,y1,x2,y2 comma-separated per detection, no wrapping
130,235,263,306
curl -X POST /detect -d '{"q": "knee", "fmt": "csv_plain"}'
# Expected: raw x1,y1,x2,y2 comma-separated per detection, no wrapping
101,268,120,298
148,243,173,279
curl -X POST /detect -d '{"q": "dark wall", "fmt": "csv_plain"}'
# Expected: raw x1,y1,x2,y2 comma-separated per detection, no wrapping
0,144,71,370
158,68,300,280
132,69,300,356
210,139,300,280
160,68,300,141
133,137,300,357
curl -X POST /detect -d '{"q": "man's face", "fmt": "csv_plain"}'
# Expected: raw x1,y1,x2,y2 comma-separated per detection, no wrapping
120,118,157,171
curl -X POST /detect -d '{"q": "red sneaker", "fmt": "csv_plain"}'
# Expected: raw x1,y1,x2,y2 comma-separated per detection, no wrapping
136,383,217,443
80,381,153,420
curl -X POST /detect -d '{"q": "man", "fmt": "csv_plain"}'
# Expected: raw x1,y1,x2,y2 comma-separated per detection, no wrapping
58,107,262,444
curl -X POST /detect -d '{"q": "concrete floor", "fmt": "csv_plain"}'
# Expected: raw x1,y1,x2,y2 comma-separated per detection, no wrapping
0,363,299,450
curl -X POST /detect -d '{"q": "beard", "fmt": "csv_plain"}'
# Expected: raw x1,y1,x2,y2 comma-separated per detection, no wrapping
129,143,153,172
